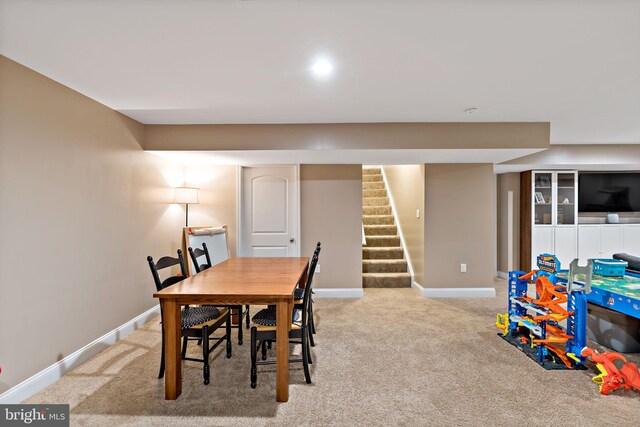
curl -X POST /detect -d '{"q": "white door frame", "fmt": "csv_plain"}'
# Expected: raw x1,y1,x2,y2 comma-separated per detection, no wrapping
237,164,301,257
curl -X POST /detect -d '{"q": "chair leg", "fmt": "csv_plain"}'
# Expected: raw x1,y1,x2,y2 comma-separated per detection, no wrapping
226,310,232,358
267,340,272,350
202,326,210,385
181,335,188,358
158,329,165,379
261,340,267,360
250,327,257,388
308,322,315,348
245,305,251,329
310,303,316,335
237,307,243,345
302,328,312,384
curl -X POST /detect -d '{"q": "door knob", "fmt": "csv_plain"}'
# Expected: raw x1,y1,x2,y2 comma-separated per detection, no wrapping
290,237,295,243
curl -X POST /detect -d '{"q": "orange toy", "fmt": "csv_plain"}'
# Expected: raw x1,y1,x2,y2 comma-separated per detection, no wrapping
581,348,640,395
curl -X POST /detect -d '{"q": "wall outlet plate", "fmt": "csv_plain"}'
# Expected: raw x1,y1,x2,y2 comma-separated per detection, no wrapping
316,264,320,273
416,209,420,218
460,263,467,273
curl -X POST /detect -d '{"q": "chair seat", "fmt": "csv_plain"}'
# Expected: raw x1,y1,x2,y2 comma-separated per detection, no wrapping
252,322,302,332
251,307,300,327
182,306,228,329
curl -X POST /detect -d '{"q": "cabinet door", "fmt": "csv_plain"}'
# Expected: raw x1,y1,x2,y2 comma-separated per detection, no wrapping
532,226,554,269
623,225,640,256
554,226,577,269
556,172,576,225
600,225,624,258
578,225,600,263
533,172,553,225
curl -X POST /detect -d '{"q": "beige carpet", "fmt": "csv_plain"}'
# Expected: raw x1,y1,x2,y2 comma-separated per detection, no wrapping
26,281,640,426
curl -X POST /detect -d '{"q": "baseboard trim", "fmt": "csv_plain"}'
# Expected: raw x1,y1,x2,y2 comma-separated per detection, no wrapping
497,271,508,280
0,305,160,404
412,281,425,292
422,287,496,298
314,288,364,298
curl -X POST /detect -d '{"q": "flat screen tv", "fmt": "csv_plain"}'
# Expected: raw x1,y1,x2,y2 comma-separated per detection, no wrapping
578,172,640,212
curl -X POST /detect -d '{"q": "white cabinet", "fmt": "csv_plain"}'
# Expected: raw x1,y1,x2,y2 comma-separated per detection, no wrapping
532,227,554,261
600,226,623,257
578,224,640,263
578,225,601,262
623,225,640,255
530,171,578,269
554,226,577,269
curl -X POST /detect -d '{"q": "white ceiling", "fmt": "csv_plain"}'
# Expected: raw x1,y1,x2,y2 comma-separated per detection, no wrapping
1,0,639,144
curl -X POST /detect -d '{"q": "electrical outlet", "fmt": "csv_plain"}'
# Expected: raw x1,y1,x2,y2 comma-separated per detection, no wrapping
316,264,320,273
416,209,420,218
460,263,467,273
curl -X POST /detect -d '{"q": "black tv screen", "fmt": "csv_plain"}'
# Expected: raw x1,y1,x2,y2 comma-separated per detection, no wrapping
578,172,640,212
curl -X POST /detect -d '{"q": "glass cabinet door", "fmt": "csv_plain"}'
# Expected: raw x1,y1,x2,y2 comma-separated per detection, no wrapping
556,172,576,225
533,172,553,225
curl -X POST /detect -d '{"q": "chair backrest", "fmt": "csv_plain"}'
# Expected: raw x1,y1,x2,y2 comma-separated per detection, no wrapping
188,242,212,274
301,254,319,327
147,249,188,292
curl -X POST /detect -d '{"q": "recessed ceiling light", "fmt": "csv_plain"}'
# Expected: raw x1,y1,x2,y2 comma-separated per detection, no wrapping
464,107,479,114
311,57,334,79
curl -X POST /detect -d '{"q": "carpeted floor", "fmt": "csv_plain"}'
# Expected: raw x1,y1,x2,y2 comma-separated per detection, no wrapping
26,280,640,426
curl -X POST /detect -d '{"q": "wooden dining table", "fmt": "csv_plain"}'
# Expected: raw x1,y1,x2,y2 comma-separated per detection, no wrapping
153,256,309,402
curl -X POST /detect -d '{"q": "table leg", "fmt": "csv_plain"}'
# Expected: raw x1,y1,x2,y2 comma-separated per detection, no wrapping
163,299,182,400
275,299,290,402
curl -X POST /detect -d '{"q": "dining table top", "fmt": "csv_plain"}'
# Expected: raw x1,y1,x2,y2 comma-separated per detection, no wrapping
153,256,310,300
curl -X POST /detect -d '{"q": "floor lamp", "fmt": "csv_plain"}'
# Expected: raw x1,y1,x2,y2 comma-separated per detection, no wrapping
174,187,199,227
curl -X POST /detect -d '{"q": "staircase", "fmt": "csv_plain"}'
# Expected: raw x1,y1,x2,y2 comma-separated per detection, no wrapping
362,167,412,288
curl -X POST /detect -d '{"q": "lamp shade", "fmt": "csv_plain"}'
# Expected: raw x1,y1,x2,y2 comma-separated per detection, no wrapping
174,187,199,204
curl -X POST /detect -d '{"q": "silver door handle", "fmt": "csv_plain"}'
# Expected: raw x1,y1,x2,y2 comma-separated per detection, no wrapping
290,237,295,243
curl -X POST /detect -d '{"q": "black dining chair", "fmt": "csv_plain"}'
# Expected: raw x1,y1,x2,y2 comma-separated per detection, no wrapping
148,249,232,385
294,242,321,345
188,242,251,345
249,253,318,388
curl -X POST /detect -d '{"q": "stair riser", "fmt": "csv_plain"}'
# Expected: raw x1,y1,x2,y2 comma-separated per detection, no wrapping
363,175,383,183
362,182,385,190
364,225,397,236
362,248,405,259
362,275,412,288
363,215,394,225
363,189,387,198
363,197,390,207
362,261,408,273
363,206,392,216
365,236,401,247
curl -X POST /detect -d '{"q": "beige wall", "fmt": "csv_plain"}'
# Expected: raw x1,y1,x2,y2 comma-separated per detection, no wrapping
144,122,550,151
0,56,185,393
184,164,238,256
300,165,362,289
382,165,425,285
424,164,497,288
497,173,521,273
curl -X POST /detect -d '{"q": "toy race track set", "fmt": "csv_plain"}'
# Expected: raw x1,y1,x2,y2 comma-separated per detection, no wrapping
497,253,640,396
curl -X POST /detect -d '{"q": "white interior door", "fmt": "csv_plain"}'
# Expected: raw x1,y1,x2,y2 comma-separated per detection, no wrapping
241,166,299,257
